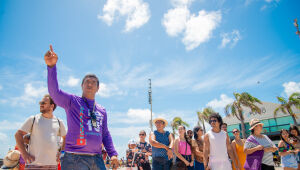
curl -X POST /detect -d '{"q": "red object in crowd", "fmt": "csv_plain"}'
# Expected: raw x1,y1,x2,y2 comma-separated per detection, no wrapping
58,162,61,170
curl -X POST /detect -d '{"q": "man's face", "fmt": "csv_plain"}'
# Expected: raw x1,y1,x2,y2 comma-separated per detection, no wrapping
221,124,227,132
187,130,193,138
82,77,99,96
209,118,219,129
39,97,53,113
139,132,146,140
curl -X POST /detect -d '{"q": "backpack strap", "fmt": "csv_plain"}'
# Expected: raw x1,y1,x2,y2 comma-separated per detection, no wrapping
57,118,61,136
29,116,36,134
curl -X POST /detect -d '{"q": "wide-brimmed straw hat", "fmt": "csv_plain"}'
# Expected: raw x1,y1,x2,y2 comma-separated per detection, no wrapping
249,118,264,130
153,117,168,126
1,150,20,169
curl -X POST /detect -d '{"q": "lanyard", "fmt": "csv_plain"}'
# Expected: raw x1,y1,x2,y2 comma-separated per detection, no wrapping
83,97,97,128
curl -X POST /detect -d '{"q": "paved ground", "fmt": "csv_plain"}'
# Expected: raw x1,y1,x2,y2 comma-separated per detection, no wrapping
275,166,283,170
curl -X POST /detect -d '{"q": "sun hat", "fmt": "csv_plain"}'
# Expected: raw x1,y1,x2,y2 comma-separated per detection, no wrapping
249,118,264,130
1,150,20,169
153,117,168,126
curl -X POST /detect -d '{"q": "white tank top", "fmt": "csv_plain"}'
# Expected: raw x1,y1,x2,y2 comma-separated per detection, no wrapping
208,130,228,161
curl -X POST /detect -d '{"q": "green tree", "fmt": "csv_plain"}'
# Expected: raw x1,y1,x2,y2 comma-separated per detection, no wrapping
170,117,189,136
274,92,300,126
197,107,215,133
225,92,262,139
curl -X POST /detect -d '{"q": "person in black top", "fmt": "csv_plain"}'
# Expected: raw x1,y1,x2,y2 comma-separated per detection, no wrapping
136,130,152,170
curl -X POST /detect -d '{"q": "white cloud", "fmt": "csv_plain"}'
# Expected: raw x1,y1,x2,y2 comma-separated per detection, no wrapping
109,108,152,124
220,30,241,48
98,0,151,32
0,85,2,90
66,76,80,87
283,82,300,97
206,94,234,110
11,82,47,106
162,0,221,50
0,132,8,143
171,0,194,7
183,10,221,50
162,7,190,37
0,120,23,130
97,83,126,98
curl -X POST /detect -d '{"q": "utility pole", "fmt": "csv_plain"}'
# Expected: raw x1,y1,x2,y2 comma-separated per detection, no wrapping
148,79,153,131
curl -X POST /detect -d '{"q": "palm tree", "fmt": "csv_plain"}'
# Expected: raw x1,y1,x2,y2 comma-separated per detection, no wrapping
274,92,300,126
225,92,262,139
170,117,189,136
197,107,215,133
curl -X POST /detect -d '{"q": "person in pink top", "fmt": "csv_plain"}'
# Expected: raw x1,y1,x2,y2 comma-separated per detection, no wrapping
174,125,194,170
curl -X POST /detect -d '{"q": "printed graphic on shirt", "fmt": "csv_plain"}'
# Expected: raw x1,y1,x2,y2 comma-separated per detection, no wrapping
76,106,104,146
77,107,86,146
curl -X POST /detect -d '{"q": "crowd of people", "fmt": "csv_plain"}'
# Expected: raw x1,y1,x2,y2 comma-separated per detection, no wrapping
118,114,300,170
0,45,299,170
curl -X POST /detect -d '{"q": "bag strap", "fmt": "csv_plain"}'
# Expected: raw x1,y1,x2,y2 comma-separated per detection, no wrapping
248,135,260,145
29,116,36,134
57,118,61,136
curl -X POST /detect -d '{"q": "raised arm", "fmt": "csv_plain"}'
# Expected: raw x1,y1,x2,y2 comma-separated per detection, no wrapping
45,45,72,109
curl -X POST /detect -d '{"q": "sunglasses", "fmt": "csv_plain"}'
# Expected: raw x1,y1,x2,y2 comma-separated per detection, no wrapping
233,131,239,134
39,101,49,105
209,119,217,124
139,134,146,136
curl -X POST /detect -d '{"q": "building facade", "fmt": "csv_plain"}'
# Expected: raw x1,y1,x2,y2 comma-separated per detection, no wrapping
223,101,300,142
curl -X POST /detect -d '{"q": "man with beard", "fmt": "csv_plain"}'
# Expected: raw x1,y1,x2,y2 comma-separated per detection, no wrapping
15,94,67,170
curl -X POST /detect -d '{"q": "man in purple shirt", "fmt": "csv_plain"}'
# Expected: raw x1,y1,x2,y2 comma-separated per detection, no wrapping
44,45,118,169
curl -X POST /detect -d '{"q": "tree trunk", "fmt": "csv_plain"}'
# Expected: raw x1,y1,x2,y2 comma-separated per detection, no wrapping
202,120,206,134
239,112,247,139
288,110,299,126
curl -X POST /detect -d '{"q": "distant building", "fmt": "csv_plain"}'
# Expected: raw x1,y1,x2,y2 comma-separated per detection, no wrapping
223,101,300,142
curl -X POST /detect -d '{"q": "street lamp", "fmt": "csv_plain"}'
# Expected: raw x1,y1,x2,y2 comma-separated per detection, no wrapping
148,79,153,131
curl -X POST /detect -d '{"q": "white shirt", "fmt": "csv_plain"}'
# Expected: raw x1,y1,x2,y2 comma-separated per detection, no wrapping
20,114,67,165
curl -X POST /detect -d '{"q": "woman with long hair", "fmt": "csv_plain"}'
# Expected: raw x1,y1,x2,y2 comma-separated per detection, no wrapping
174,125,194,170
289,125,300,169
278,129,298,170
192,126,204,170
231,128,246,170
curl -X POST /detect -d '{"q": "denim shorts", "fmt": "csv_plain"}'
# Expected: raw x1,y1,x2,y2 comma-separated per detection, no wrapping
61,152,106,170
281,154,298,169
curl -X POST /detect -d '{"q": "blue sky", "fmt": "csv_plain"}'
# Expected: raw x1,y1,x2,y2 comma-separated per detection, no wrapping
0,0,300,158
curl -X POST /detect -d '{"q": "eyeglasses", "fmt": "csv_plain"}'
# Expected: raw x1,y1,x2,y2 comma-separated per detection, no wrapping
139,134,146,136
233,131,239,134
209,119,217,124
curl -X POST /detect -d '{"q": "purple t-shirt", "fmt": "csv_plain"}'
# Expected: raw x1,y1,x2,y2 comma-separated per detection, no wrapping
47,65,118,157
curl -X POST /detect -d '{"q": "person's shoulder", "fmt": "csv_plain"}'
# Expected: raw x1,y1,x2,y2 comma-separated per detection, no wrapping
96,104,107,114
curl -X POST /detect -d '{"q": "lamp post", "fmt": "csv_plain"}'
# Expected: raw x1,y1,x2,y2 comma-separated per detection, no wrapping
148,79,153,131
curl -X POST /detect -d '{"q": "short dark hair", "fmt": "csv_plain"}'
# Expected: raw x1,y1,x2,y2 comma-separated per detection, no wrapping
209,113,223,128
222,123,227,127
82,74,99,87
289,125,300,136
44,94,57,111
